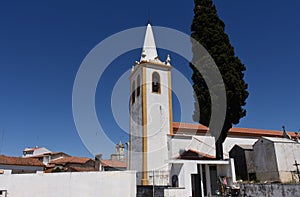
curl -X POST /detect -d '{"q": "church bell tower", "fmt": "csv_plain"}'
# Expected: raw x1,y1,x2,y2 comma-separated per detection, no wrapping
128,23,173,185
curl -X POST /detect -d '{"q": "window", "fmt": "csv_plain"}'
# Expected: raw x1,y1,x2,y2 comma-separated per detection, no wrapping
137,75,141,97
152,72,160,93
131,81,135,104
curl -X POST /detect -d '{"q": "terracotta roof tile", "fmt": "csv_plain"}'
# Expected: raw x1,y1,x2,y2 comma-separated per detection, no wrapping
69,166,96,172
173,122,296,138
31,152,70,158
0,155,44,166
177,149,215,160
100,160,127,168
49,157,91,165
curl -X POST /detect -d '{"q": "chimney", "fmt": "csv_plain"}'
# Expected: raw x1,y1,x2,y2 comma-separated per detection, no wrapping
94,154,102,171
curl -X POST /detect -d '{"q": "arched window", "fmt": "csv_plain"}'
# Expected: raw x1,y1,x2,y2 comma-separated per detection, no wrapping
137,75,141,97
152,72,160,93
131,81,135,104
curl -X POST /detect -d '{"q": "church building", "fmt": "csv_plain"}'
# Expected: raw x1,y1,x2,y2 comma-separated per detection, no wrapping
127,23,298,197
128,23,236,196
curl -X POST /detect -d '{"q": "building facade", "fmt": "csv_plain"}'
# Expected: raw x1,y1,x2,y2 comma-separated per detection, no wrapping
128,23,172,185
128,23,237,197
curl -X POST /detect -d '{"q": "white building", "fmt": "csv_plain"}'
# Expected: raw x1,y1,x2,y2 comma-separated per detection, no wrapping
22,147,51,158
128,23,238,197
253,136,300,183
127,23,300,197
0,155,44,174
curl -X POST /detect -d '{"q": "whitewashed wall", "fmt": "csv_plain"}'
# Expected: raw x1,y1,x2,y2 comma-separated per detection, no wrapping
145,65,170,174
169,135,258,159
254,138,300,182
0,171,136,197
129,67,143,183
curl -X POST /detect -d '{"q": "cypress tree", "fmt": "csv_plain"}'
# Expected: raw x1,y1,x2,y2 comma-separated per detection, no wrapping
190,0,249,159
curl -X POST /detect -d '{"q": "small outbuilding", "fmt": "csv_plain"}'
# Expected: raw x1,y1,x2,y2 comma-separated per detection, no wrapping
229,144,256,181
253,137,300,183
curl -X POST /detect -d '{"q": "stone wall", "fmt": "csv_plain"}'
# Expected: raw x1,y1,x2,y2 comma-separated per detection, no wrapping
240,183,300,197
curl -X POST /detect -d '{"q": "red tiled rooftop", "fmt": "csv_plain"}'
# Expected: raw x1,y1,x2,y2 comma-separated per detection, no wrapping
0,155,44,166
31,152,70,158
49,157,91,165
177,149,215,160
100,160,127,168
173,122,296,138
68,166,96,172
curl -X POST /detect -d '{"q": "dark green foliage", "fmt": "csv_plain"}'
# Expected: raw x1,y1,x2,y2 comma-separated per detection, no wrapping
52,167,62,173
190,0,249,159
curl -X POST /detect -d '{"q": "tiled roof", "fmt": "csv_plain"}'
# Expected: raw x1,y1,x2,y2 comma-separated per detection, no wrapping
173,122,296,138
100,160,127,168
31,152,70,158
173,122,208,133
23,147,40,151
49,157,91,165
177,149,215,160
0,155,44,166
68,166,96,172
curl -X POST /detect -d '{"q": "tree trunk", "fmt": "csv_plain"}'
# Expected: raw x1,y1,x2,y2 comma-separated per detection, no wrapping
215,137,223,160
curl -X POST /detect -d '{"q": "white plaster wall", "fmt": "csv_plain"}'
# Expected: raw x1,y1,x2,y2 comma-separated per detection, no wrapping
274,142,300,171
164,188,185,197
169,136,192,159
223,137,258,158
190,136,216,156
169,135,257,159
129,68,143,179
274,142,300,182
33,147,51,156
181,162,197,197
23,147,51,157
0,171,136,197
145,65,170,174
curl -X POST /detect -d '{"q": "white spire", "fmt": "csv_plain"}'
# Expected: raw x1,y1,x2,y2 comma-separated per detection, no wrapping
141,23,158,62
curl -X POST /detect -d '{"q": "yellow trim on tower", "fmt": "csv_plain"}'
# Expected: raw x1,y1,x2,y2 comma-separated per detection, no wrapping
128,73,133,170
168,70,173,135
129,62,171,80
141,66,149,185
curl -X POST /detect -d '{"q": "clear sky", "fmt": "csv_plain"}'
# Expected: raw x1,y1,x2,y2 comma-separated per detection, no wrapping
1,0,300,158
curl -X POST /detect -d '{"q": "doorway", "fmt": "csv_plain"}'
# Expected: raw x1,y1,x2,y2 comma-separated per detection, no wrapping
209,165,218,195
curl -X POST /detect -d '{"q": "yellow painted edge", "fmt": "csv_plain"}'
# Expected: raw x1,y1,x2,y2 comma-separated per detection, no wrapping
141,66,149,185
168,70,173,135
128,74,133,170
129,63,171,80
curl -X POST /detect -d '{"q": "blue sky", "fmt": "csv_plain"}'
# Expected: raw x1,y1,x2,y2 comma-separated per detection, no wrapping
1,0,300,158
